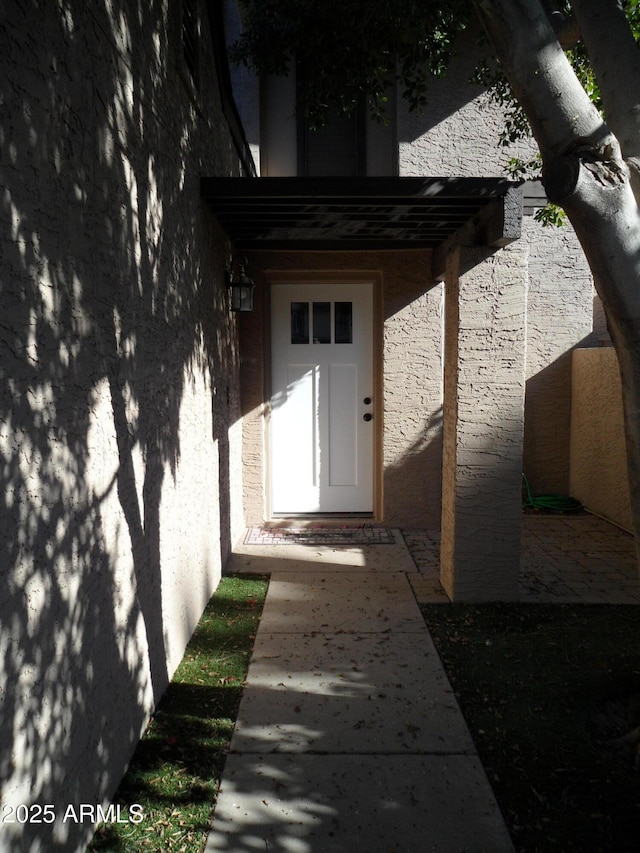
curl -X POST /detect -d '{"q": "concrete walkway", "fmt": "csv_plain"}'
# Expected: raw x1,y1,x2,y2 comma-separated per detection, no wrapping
205,531,514,852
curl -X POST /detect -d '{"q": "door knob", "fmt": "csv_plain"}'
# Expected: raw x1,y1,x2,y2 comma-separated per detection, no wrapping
363,413,373,422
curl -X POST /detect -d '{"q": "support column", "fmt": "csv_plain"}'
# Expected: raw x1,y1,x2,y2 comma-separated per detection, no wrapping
441,245,528,601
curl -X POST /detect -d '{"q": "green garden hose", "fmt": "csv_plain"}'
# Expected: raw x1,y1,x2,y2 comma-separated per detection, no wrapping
522,473,583,513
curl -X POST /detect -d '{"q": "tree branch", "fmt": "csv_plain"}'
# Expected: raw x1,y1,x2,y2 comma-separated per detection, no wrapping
550,11,581,49
571,0,640,160
539,0,581,48
471,0,613,162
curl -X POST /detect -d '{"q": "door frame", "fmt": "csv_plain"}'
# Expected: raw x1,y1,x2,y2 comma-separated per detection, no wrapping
264,269,384,521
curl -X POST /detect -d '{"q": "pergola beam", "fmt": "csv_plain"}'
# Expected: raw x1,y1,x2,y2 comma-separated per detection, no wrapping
431,186,524,282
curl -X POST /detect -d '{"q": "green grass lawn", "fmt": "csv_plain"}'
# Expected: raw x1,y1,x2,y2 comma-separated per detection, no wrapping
422,603,640,853
88,574,268,853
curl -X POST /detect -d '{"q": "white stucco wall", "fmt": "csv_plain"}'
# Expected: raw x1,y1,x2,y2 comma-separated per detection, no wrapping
1,2,244,850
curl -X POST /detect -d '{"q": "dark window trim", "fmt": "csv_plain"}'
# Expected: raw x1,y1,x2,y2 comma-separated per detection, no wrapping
182,0,200,90
295,65,367,177
174,0,201,108
206,0,257,177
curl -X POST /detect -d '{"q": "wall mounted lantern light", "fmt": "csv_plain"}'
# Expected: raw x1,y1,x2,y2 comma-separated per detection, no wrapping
226,255,255,312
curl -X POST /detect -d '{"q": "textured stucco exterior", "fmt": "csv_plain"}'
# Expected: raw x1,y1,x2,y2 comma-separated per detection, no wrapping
522,216,595,494
570,348,632,532
383,259,444,528
441,245,527,601
1,2,245,850
237,23,598,600
398,30,536,179
397,27,596,501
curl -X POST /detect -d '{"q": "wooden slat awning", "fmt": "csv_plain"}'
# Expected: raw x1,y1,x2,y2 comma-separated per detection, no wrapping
200,176,523,252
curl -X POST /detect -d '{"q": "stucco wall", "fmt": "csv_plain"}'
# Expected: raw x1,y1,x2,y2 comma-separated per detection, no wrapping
570,348,632,532
521,216,595,494
1,2,244,850
398,30,536,179
240,251,442,528
383,258,443,528
397,28,595,497
441,244,527,601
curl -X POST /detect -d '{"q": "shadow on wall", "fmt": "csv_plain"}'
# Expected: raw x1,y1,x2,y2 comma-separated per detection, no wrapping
397,26,491,145
523,334,596,496
1,1,237,849
384,406,443,529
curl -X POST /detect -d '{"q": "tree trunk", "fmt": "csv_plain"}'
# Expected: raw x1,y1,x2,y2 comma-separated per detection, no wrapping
473,0,640,560
546,154,640,558
571,0,640,158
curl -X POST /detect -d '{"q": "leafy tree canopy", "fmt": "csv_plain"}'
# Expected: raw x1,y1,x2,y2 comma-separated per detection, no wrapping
233,1,640,115
231,0,469,126
232,1,640,198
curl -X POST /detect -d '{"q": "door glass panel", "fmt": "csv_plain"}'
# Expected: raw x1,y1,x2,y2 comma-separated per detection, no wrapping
334,302,353,344
291,302,309,344
312,302,331,344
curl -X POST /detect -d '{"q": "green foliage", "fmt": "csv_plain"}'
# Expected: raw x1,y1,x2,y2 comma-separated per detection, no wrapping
232,0,469,125
534,202,568,227
233,0,640,220
505,154,568,226
505,154,543,180
626,0,640,34
87,575,268,853
470,1,640,150
234,1,640,128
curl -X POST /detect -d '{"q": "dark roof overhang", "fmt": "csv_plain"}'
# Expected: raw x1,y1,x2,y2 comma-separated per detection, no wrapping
201,176,523,274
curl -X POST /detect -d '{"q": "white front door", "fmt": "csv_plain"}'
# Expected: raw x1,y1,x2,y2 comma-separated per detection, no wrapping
270,282,374,514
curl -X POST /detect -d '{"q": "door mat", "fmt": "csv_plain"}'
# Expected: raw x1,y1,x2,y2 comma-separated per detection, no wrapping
244,527,395,546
